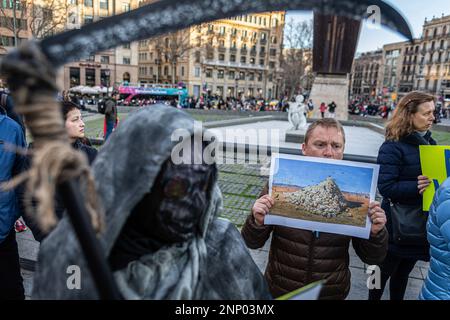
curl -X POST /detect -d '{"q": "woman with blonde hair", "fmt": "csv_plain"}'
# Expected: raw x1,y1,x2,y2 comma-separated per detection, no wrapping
369,91,436,300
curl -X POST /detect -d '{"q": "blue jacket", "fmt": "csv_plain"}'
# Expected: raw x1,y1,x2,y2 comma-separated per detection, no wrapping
420,177,450,300
377,131,436,260
0,114,27,243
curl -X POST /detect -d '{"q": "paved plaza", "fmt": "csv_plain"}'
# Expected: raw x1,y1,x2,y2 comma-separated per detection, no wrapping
209,120,385,157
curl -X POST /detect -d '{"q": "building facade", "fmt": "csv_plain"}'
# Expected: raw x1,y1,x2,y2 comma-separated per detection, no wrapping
0,0,33,87
350,50,382,98
59,0,142,91
138,12,285,100
415,14,450,101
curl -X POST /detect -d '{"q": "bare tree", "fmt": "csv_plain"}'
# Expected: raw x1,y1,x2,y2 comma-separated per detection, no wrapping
0,0,28,46
152,28,194,85
281,18,313,98
0,0,68,44
28,0,69,39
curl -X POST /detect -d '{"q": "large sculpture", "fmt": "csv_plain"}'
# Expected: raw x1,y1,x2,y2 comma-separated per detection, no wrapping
288,95,307,131
309,13,362,120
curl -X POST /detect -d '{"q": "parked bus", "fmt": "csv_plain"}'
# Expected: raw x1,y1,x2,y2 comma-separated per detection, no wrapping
117,83,188,107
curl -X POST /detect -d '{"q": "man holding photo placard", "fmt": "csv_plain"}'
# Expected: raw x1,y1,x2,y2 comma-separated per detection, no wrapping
241,118,388,300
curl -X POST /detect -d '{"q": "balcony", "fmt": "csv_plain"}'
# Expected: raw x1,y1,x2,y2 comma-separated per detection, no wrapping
259,50,266,56
203,59,268,71
218,46,226,53
250,49,257,56
230,47,237,53
240,48,248,55
260,39,267,45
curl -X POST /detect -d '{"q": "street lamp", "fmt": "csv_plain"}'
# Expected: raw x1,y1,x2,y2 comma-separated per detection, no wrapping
104,69,111,96
235,75,239,99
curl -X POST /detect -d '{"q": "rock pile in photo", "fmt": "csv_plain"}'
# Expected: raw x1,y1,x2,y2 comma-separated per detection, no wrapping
285,177,348,218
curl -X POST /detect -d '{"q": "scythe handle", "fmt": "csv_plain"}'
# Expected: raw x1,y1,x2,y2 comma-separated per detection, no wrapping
59,180,122,300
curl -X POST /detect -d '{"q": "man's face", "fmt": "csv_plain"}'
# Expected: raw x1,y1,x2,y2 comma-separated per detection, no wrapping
302,126,345,160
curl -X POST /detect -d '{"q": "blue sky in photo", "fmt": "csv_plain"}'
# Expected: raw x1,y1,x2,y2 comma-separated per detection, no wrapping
286,0,449,53
274,158,373,194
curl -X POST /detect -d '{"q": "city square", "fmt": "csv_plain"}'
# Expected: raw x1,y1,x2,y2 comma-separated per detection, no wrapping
1,0,450,306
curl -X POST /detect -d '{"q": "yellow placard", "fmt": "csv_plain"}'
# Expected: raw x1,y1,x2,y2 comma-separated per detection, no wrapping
419,145,450,211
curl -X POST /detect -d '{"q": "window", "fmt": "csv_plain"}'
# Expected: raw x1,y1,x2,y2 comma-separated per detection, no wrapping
99,0,108,9
257,73,262,81
85,68,95,86
239,71,245,80
241,56,246,63
84,15,93,24
69,67,80,87
228,71,235,80
86,55,95,62
219,26,226,35
219,53,225,61
84,0,93,7
123,57,131,64
181,66,185,77
250,58,255,64
269,61,275,69
270,49,276,56
218,70,224,79
271,36,277,44
259,59,265,66
206,69,213,78
138,53,147,61
122,2,130,12
230,54,236,62
150,67,153,75
123,43,131,49
139,40,148,48
249,73,254,81
100,55,110,64
164,66,169,76
139,67,147,76
195,67,200,77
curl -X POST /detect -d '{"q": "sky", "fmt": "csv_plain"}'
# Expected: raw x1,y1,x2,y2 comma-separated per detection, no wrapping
286,0,450,53
273,158,374,194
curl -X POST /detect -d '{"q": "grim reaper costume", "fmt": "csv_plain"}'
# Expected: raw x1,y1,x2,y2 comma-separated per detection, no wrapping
32,105,270,299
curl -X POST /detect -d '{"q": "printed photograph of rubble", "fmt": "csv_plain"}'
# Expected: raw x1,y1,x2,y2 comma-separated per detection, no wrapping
270,157,375,227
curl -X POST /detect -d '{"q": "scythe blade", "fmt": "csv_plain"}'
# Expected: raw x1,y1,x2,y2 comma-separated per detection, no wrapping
38,0,413,67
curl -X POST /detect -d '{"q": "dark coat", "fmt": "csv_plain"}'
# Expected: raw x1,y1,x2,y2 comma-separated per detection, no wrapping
377,131,437,260
24,139,97,242
241,186,388,300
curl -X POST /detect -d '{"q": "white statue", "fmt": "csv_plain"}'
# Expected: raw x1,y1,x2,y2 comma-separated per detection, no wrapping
288,95,307,131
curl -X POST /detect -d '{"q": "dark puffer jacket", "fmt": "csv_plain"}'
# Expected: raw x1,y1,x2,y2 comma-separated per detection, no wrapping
377,131,436,260
241,211,388,300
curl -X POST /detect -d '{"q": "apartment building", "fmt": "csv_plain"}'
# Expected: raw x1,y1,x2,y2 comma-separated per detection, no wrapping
138,11,285,100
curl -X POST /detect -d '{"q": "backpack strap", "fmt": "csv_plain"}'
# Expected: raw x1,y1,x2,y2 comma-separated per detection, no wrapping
0,93,7,107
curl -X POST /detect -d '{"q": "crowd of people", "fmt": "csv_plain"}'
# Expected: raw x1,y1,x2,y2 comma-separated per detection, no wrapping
1,88,449,300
